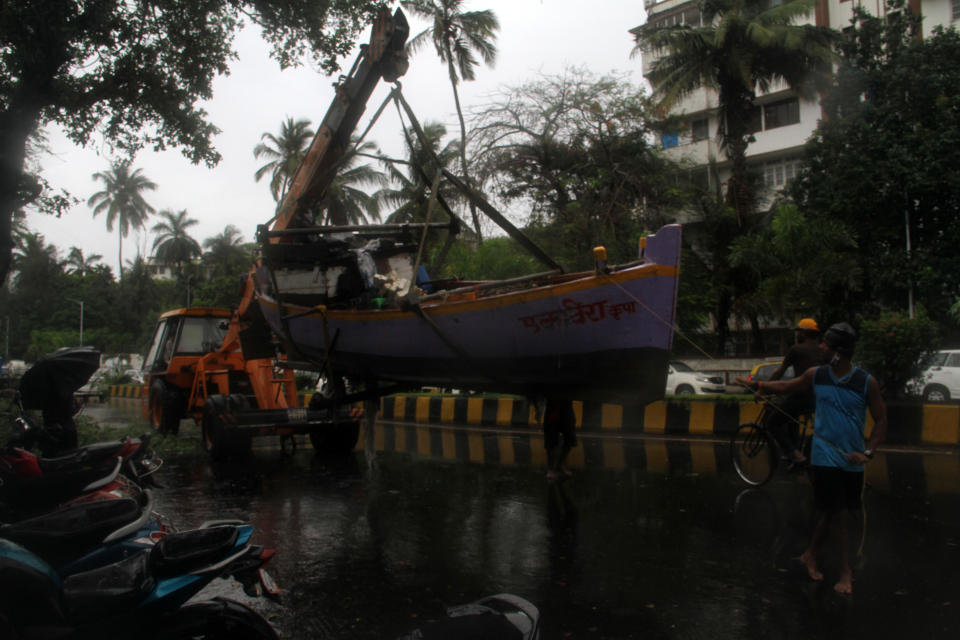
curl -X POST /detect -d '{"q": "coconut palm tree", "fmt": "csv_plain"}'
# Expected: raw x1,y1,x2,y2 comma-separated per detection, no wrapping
64,247,103,276
632,0,835,221
378,121,461,225
12,232,60,288
202,224,249,278
317,138,388,226
87,161,157,279
151,209,201,275
401,0,499,241
253,117,315,202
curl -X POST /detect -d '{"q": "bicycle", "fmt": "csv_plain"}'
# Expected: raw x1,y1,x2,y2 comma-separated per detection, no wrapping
730,395,812,487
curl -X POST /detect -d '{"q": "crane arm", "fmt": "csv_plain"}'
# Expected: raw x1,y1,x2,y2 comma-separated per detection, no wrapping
270,7,409,233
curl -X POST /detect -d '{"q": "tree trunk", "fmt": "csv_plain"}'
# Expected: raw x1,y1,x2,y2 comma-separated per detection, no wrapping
0,104,43,286
446,54,483,244
715,289,732,356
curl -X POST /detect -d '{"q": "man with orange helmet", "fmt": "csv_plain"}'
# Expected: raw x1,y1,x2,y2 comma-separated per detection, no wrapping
763,318,827,469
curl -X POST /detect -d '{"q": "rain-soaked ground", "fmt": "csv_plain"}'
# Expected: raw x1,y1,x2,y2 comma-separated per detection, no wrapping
95,402,960,639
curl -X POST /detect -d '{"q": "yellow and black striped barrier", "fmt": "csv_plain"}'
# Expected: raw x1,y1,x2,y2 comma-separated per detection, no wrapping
356,422,960,496
107,387,959,448
108,384,146,399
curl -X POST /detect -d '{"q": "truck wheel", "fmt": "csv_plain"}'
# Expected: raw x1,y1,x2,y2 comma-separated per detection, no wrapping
202,395,251,459
149,380,183,435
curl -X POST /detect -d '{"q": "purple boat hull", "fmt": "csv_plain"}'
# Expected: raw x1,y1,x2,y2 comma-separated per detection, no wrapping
255,225,681,404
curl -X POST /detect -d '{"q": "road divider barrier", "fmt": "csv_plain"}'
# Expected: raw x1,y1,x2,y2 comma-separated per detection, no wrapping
106,386,959,447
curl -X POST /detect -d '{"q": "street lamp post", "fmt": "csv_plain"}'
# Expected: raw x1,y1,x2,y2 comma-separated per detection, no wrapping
67,298,84,346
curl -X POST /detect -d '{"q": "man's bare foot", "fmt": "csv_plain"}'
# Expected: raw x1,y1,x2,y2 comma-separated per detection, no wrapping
834,572,854,594
800,551,823,581
559,465,573,477
546,470,560,481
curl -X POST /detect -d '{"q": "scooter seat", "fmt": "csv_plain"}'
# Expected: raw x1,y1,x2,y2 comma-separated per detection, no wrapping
62,548,154,620
150,525,239,577
0,498,141,566
40,440,127,473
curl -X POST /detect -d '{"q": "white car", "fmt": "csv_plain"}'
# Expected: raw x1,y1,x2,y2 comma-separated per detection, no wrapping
915,350,960,403
666,361,726,395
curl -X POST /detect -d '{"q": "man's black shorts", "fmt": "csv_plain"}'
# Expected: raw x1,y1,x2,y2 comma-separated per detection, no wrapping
811,465,864,511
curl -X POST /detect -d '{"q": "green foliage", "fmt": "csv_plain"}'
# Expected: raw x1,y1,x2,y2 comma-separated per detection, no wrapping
470,69,682,268
254,117,315,202
729,204,861,323
437,237,540,280
151,209,201,271
855,311,939,399
792,1,960,325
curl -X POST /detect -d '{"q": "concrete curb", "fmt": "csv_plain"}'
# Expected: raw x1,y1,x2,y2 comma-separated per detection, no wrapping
109,386,959,447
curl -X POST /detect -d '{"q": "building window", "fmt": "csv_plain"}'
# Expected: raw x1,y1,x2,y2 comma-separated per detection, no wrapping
691,118,709,141
681,6,702,27
763,98,800,130
763,157,802,188
662,131,679,149
953,0,960,21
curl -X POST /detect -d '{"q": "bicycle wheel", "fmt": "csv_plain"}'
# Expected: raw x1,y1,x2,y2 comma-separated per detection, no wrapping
730,422,777,486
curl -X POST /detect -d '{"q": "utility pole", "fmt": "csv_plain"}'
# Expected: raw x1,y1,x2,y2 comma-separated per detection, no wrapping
67,298,84,345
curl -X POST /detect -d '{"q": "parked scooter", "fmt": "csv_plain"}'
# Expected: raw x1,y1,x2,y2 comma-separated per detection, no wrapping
1,349,161,518
395,593,541,640
0,487,168,575
0,521,280,639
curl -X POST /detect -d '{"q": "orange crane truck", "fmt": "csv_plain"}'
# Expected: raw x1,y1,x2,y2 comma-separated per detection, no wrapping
141,8,409,458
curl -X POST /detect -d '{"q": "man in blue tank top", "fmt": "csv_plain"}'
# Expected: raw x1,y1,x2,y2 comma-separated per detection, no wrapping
737,322,887,594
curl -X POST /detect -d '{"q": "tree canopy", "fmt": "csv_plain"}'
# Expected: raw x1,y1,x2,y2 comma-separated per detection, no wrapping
469,68,684,268
0,0,383,285
790,3,960,326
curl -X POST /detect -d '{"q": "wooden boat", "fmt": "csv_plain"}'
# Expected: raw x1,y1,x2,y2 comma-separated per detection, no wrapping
252,223,681,405
243,8,682,405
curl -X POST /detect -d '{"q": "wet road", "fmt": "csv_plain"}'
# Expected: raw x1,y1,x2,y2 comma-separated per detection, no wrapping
96,402,960,639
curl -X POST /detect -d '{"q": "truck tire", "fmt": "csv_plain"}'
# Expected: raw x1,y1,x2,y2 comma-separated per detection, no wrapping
149,379,184,435
307,393,359,455
202,395,251,459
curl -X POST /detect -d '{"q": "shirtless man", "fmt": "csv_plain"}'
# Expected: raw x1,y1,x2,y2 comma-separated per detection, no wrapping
736,322,887,594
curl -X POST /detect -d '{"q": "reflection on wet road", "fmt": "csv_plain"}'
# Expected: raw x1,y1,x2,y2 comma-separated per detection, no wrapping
97,400,960,639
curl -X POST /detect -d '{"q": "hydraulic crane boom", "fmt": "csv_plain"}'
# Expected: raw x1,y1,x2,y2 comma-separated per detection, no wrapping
142,9,410,459
270,7,409,233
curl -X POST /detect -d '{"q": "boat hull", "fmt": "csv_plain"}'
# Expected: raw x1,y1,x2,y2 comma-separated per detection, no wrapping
255,225,681,404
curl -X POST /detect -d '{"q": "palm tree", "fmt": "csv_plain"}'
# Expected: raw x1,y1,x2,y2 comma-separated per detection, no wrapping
202,224,249,278
378,121,461,225
64,247,103,276
151,209,201,275
254,117,314,202
632,0,834,220
87,160,157,279
317,138,388,226
401,0,499,241
12,232,60,288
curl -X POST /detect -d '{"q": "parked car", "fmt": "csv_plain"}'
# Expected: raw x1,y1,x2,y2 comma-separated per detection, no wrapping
913,350,960,403
666,361,726,395
746,360,795,384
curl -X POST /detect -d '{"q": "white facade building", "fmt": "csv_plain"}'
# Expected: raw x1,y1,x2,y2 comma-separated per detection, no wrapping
635,0,959,210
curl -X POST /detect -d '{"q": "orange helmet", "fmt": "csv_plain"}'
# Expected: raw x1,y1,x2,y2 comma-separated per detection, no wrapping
795,318,819,332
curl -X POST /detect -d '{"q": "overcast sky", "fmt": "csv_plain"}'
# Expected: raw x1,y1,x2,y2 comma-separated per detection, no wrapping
27,0,648,275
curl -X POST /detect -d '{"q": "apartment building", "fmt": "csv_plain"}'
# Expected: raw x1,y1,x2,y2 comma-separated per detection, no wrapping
634,0,958,210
